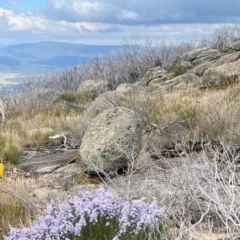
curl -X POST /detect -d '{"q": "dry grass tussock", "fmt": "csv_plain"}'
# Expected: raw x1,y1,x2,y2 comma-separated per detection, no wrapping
0,173,43,238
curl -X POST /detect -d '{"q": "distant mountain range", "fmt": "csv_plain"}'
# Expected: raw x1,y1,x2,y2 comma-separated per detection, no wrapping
0,41,122,75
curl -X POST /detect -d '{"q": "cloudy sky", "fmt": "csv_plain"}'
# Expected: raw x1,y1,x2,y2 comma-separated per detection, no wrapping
0,0,240,46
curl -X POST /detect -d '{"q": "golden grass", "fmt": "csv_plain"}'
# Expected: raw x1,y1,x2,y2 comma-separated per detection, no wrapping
118,84,240,145
76,172,103,184
1,83,240,163
0,175,43,237
0,100,98,158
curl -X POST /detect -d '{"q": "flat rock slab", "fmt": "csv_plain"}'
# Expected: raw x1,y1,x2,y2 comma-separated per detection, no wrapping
18,149,78,173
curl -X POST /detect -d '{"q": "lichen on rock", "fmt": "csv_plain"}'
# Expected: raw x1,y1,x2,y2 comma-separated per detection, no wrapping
79,107,142,175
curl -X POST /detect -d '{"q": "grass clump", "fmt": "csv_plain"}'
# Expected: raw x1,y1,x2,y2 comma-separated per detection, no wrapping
179,105,199,129
0,204,35,240
0,137,21,164
0,178,41,239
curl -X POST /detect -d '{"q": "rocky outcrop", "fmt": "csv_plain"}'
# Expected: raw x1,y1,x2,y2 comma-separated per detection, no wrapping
79,107,142,175
189,62,213,77
137,66,167,86
89,90,123,112
181,48,221,65
210,51,240,67
152,73,201,91
202,59,240,87
138,40,240,91
77,79,109,98
226,39,240,51
116,83,141,94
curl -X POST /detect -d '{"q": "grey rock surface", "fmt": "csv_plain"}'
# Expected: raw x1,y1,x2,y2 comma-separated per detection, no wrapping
88,90,123,112
181,48,221,65
156,72,201,91
210,51,240,67
79,107,142,175
226,39,240,51
202,58,240,87
137,66,167,86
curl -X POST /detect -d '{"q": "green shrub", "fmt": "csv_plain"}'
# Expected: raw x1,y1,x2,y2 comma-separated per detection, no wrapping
219,48,235,54
167,57,188,77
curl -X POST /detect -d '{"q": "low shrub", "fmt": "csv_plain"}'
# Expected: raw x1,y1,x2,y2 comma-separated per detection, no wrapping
167,57,188,77
218,47,235,54
5,187,167,240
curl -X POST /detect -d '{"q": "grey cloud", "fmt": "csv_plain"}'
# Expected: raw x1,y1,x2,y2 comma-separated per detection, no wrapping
42,1,123,23
42,0,240,25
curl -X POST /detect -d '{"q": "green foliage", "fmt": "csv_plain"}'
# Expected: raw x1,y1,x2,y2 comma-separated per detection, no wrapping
219,48,235,54
59,91,96,104
0,137,21,164
167,57,188,77
67,219,167,240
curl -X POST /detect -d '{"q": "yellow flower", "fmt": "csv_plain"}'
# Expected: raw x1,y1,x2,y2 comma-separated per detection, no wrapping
0,163,4,178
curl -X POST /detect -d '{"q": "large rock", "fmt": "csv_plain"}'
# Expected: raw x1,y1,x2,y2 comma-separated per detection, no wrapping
210,51,240,67
88,90,123,112
154,73,201,91
226,39,240,51
181,48,221,65
189,62,213,77
77,79,109,98
116,83,141,94
202,59,240,87
137,66,167,86
79,107,142,175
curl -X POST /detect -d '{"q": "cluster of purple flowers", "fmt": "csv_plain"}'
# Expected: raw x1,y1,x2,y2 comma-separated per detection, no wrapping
5,187,166,240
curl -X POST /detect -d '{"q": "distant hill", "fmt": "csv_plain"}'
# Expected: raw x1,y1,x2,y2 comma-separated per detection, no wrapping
0,41,122,74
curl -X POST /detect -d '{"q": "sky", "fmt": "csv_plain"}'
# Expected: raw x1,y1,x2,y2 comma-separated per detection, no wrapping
0,0,240,46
